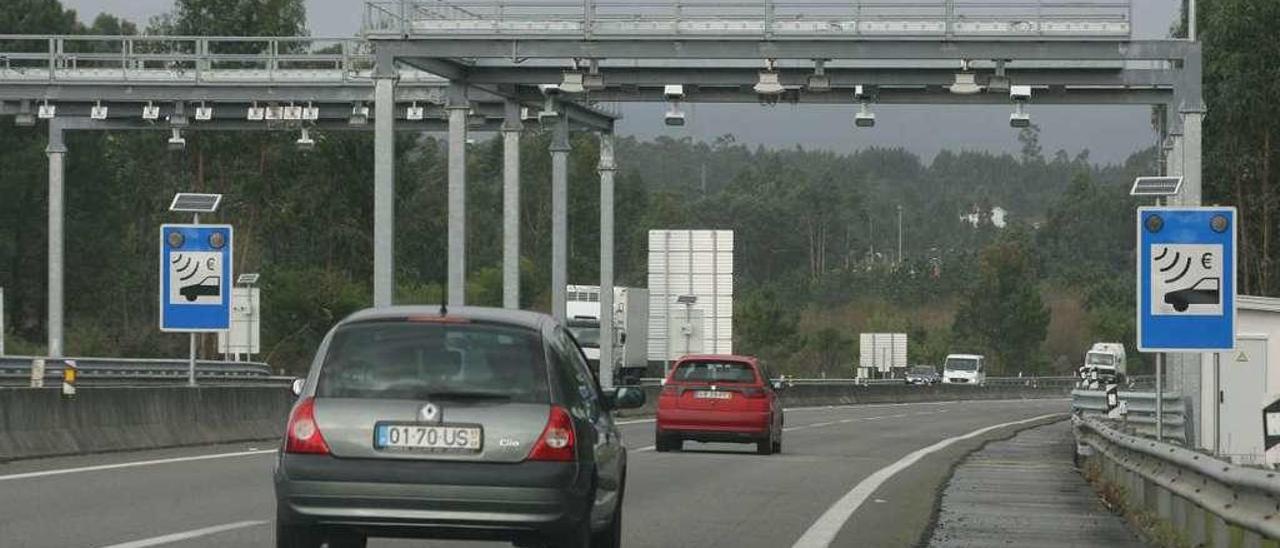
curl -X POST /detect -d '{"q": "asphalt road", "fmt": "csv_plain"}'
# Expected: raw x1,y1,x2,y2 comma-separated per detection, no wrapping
0,398,1068,548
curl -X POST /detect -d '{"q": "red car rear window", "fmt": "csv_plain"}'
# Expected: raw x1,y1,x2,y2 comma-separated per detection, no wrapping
671,361,758,384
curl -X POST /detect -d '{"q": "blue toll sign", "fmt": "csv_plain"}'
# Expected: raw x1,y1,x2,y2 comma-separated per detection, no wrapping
160,224,233,332
1137,207,1236,352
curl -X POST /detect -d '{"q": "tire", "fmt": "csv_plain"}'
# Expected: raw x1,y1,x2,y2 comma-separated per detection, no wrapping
756,436,773,455
654,431,679,452
549,513,592,548
772,435,782,454
274,520,323,548
327,532,367,548
591,477,624,548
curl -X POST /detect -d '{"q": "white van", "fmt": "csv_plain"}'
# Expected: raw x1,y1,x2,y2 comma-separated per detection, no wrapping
1083,342,1127,381
942,354,986,385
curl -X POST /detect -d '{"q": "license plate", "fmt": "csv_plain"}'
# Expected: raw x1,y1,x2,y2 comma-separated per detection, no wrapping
375,423,482,452
694,390,732,399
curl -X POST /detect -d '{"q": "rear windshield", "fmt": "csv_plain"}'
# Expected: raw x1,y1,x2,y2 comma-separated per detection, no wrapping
672,361,759,384
316,320,550,403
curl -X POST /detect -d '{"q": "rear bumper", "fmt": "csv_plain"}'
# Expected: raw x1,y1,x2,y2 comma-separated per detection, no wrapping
656,407,770,437
274,453,589,541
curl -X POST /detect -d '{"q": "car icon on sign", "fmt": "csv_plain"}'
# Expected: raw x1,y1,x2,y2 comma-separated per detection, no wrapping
1164,277,1219,312
180,276,220,302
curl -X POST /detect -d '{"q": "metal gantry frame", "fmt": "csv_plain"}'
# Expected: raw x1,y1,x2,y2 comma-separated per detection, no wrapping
0,33,616,358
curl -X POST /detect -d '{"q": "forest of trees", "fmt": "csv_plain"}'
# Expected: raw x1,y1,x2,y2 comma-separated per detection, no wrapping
0,0,1273,377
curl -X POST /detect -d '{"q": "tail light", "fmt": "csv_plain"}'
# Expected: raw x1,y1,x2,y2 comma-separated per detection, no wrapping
741,387,767,398
285,397,330,455
528,406,576,462
660,385,679,397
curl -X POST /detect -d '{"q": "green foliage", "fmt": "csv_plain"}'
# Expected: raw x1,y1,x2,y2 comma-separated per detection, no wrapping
952,230,1051,375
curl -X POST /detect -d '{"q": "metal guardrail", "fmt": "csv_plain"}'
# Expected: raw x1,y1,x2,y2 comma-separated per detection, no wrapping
1072,387,1186,443
0,356,280,386
636,375,1084,387
1075,416,1279,545
364,0,1133,39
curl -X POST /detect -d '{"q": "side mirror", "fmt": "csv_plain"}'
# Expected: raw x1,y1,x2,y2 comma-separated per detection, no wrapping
291,378,305,397
609,386,646,410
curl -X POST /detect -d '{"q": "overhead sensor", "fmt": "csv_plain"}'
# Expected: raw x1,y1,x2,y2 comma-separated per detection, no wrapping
664,103,686,127
167,128,186,151
296,127,315,151
807,60,831,92
1009,85,1032,128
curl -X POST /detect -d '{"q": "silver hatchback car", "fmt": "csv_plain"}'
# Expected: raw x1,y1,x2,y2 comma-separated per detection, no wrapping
274,306,645,547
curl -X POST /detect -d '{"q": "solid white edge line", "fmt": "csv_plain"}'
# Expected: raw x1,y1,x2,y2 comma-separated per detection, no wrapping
790,412,1064,548
615,418,656,425
98,520,268,548
0,449,277,482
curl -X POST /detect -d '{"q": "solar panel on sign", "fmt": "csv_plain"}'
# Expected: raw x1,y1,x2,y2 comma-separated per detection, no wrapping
169,193,222,213
1130,177,1183,197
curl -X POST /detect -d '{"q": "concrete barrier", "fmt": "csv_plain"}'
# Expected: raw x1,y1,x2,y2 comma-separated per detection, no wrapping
0,386,292,462
616,383,1069,417
0,383,1068,461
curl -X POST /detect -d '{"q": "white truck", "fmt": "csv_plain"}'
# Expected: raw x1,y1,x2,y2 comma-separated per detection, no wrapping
565,285,650,385
942,354,987,385
1081,342,1127,382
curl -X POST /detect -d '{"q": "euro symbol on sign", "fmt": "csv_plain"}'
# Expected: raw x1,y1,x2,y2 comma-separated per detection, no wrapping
1201,253,1214,270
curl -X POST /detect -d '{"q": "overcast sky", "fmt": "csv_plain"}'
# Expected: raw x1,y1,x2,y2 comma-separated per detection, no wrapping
64,0,1181,165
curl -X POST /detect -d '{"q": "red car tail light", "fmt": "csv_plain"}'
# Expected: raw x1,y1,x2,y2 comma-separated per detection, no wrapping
741,387,767,398
660,385,679,397
528,406,576,462
284,397,331,455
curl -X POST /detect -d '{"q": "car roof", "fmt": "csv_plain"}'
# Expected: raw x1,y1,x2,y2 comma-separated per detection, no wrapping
675,354,759,364
338,305,552,331
946,354,983,359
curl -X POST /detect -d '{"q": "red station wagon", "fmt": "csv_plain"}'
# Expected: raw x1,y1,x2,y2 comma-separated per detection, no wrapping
654,355,783,455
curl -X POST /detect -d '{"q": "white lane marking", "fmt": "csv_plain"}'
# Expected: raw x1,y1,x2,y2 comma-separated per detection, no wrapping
790,412,1063,548
635,445,655,452
0,449,277,482
615,418,656,425
98,520,268,548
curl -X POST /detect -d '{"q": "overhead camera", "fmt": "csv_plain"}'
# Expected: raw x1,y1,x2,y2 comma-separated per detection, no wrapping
664,104,686,127
539,84,562,96
1010,111,1031,128
855,109,876,128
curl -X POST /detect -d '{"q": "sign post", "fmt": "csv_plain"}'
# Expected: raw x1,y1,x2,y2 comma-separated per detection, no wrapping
160,223,233,386
1137,206,1237,441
